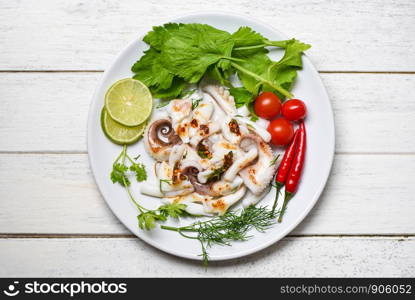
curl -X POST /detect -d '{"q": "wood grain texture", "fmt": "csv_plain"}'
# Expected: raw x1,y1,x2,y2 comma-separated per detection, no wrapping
1,0,414,276
1,72,414,152
1,153,414,235
0,237,413,277
0,0,414,71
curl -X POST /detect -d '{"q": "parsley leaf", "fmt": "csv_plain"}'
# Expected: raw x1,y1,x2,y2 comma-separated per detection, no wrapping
110,163,130,187
130,163,147,182
138,211,166,230
158,203,188,219
110,147,147,186
110,146,189,232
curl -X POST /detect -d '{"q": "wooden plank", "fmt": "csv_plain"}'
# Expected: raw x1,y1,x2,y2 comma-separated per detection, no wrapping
0,0,414,71
0,153,127,234
1,72,415,152
0,153,414,235
0,237,413,276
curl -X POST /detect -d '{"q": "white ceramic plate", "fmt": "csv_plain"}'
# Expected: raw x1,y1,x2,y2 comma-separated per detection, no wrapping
87,12,335,261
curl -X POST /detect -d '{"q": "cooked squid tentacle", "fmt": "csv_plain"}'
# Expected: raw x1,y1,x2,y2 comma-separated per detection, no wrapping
237,104,250,117
236,116,272,143
209,176,244,197
164,193,212,216
140,183,164,198
167,98,192,143
238,134,276,195
144,113,181,161
189,122,221,147
203,185,247,215
157,161,194,197
168,144,186,170
141,83,280,215
203,85,237,116
242,187,271,208
221,116,250,145
224,148,258,182
204,93,226,122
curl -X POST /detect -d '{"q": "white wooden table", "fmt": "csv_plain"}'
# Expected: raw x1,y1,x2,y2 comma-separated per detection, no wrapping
0,0,414,277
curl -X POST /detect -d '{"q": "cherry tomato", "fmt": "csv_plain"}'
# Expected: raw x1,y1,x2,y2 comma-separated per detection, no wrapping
281,99,307,121
254,92,281,119
267,117,294,146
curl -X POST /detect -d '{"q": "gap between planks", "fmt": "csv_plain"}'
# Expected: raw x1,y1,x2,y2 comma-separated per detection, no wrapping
0,234,413,239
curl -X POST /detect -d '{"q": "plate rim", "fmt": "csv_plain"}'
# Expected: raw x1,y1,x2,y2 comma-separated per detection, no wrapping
87,11,335,261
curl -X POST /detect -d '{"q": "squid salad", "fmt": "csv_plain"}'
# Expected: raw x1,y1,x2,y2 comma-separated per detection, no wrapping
140,84,277,216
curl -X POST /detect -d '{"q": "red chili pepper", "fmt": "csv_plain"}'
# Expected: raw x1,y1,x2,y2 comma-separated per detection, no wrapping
278,121,306,222
271,129,300,213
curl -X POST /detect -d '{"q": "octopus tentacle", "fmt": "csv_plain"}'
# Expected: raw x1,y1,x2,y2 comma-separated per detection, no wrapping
144,115,181,161
238,134,276,195
202,85,237,116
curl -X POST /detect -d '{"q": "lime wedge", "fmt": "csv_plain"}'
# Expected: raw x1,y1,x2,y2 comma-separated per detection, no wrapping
105,78,152,127
101,107,146,145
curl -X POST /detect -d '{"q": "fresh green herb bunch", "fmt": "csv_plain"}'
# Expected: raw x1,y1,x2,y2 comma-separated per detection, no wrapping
131,23,310,109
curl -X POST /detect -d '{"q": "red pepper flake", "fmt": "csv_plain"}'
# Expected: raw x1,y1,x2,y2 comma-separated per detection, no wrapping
229,119,241,135
190,119,198,128
199,124,209,135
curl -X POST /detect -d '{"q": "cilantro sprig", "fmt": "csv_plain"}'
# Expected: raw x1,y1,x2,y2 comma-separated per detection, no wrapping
110,146,188,230
110,146,147,186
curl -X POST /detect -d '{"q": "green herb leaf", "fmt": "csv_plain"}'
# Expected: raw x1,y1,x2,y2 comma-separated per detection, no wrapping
232,26,266,48
229,87,253,108
110,163,130,187
130,163,147,182
234,52,271,95
161,24,234,83
131,48,174,90
158,203,188,219
143,23,184,51
233,39,310,99
151,77,187,99
191,98,203,110
137,211,166,230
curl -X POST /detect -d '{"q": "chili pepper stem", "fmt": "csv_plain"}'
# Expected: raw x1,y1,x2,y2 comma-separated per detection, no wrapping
278,191,293,223
271,182,283,214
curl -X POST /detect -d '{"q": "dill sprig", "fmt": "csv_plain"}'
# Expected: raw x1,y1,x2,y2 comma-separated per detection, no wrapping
161,206,279,265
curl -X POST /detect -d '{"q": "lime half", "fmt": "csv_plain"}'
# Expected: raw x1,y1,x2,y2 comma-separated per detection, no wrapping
101,107,146,145
105,78,152,127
